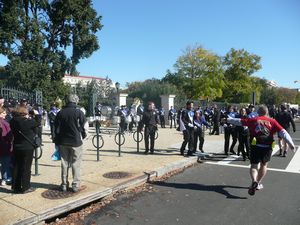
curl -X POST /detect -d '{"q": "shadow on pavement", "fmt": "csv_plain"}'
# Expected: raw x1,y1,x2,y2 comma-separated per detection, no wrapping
151,181,248,199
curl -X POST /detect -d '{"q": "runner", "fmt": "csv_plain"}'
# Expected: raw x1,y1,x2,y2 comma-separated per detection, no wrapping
227,105,295,196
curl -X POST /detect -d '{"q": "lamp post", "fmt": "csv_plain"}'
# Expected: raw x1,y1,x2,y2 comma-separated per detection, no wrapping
115,82,122,156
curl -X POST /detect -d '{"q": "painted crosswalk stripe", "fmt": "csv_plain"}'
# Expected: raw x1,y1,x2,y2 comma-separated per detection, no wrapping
285,146,300,173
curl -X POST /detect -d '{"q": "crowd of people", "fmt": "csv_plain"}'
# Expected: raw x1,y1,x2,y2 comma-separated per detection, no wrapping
0,94,297,196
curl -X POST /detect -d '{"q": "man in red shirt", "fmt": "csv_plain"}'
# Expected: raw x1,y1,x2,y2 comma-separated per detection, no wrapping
227,105,295,196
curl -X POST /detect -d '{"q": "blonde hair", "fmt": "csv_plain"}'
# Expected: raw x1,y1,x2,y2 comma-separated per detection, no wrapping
12,106,29,117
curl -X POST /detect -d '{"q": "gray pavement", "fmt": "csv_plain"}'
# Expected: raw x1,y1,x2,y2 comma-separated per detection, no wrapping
0,121,299,225
80,121,300,225
83,163,300,225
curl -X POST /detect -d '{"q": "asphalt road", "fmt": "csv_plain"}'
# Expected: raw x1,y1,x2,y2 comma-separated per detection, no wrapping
81,121,300,225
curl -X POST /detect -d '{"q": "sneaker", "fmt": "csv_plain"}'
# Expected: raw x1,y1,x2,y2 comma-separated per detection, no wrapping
256,183,264,190
248,181,258,196
1,180,6,186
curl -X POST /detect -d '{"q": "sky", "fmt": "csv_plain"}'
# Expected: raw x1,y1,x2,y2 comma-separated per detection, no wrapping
0,0,299,88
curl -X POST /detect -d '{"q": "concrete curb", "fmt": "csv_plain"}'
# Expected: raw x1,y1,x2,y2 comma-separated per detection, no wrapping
13,157,198,225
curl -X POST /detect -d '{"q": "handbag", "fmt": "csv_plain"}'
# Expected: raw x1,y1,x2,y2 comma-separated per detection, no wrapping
18,130,42,148
51,145,61,161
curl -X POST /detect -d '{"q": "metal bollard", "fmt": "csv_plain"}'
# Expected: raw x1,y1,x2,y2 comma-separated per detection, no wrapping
34,147,39,176
118,125,121,157
96,121,100,161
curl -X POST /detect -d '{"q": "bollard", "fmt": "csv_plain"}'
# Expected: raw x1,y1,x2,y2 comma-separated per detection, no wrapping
118,126,121,157
96,121,100,161
137,130,139,153
34,147,39,176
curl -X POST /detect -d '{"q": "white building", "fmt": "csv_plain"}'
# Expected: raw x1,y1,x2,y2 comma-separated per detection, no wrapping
63,74,106,87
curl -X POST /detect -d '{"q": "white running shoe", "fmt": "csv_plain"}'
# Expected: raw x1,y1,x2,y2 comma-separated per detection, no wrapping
256,183,264,190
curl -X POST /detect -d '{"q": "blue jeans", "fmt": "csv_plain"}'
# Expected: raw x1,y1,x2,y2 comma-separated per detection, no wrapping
0,155,12,181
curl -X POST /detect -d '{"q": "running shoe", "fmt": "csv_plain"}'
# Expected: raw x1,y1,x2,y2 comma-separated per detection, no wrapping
248,181,258,196
256,183,264,190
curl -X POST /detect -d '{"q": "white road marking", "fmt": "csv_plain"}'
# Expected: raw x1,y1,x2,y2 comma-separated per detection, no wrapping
285,146,300,173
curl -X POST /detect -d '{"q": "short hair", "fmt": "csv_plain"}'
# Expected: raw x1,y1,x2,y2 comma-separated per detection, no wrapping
12,106,28,117
148,101,154,106
65,94,79,104
257,105,268,116
186,101,193,105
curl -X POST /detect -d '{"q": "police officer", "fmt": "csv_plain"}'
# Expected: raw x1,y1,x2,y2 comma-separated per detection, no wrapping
142,102,158,154
180,101,195,156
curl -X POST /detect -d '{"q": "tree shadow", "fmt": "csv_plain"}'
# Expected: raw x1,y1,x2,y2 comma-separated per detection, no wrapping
150,181,248,199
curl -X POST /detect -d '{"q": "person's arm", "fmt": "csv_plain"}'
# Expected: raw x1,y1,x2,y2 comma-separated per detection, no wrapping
78,110,87,139
226,117,243,126
274,119,295,150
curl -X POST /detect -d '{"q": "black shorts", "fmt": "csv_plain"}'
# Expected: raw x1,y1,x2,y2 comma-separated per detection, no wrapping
250,145,272,164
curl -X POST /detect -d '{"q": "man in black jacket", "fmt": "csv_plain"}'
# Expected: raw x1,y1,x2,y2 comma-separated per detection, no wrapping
142,102,158,154
180,101,195,156
54,94,87,192
275,104,296,156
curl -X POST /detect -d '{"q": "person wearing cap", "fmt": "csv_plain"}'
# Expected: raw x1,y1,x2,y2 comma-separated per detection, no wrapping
275,104,296,156
227,105,295,196
54,94,87,192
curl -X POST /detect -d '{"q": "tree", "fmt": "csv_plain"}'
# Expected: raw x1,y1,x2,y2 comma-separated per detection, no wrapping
0,0,102,106
221,48,262,103
74,78,114,115
163,46,225,100
126,78,180,107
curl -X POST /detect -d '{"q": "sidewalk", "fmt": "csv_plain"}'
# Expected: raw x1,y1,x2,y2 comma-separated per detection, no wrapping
0,127,225,225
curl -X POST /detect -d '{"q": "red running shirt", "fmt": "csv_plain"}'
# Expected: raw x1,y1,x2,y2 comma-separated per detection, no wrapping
241,116,283,144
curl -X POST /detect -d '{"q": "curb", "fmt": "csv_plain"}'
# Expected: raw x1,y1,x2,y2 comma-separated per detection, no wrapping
12,157,198,225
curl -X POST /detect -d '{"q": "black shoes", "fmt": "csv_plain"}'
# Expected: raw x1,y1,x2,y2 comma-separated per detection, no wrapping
248,182,258,196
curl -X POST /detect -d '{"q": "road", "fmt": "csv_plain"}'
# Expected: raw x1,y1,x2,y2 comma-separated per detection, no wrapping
71,121,300,225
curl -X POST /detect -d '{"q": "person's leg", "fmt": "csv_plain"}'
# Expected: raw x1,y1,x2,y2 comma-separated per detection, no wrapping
250,163,259,182
193,131,199,152
71,145,83,191
257,162,268,184
149,127,155,153
229,128,237,154
224,128,230,154
21,149,34,191
180,130,188,155
248,163,259,195
144,127,150,153
60,145,71,190
187,129,194,155
282,139,288,157
278,137,283,156
12,151,22,192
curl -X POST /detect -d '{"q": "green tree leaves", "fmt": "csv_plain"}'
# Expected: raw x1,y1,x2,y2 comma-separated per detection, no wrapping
0,0,102,107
